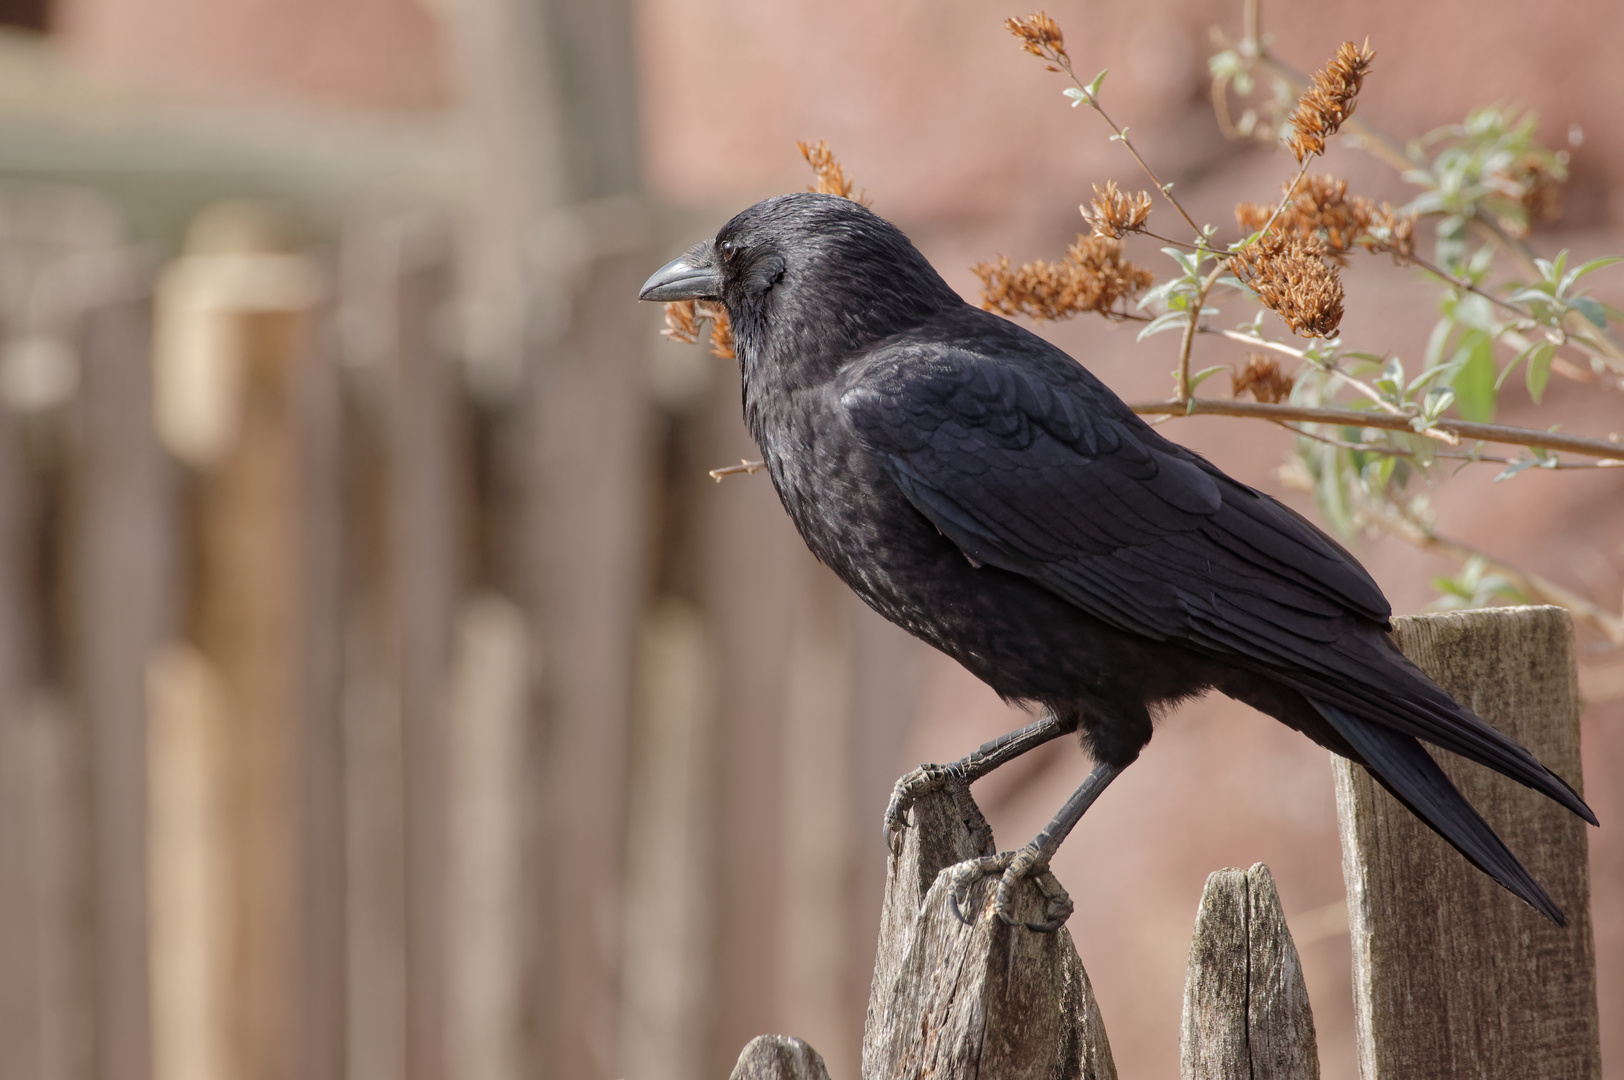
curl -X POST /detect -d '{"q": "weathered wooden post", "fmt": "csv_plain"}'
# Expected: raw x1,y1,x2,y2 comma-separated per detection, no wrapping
1334,607,1600,1079
862,778,1116,1080
726,776,1116,1080
1180,863,1318,1080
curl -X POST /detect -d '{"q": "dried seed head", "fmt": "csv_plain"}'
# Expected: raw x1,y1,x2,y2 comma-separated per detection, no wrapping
1006,12,1068,63
702,301,736,358
662,298,734,359
974,235,1154,322
1235,175,1416,263
1230,233,1344,338
1082,181,1153,238
1284,40,1375,162
1366,202,1416,262
1232,353,1297,403
662,298,701,345
798,140,869,205
1497,152,1566,235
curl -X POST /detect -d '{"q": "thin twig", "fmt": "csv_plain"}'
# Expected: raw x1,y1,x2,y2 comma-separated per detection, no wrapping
1177,262,1229,402
1470,214,1624,370
1207,328,1419,425
709,459,767,481
1049,56,1204,238
1251,157,1315,244
1128,397,1624,460
1363,503,1624,647
1278,422,1616,468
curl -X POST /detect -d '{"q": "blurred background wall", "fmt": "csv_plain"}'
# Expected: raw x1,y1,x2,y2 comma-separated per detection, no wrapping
0,2,1617,1080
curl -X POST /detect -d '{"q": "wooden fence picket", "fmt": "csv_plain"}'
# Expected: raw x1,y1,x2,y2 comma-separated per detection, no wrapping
1335,606,1600,1080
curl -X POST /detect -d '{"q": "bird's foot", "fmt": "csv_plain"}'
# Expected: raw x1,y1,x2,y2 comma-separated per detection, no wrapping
947,845,1074,933
883,762,960,855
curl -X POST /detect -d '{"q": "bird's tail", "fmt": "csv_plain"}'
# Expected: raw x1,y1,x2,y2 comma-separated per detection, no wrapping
1314,700,1566,925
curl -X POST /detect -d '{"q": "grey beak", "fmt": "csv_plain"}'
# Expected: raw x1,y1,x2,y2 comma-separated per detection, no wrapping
639,252,724,302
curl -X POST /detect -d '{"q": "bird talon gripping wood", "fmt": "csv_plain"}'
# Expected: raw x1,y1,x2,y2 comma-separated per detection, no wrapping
639,193,1598,929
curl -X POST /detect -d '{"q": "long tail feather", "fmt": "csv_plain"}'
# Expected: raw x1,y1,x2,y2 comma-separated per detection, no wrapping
1315,700,1566,926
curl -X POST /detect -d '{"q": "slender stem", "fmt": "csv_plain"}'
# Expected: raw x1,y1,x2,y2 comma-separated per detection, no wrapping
1048,52,1204,238
708,459,766,481
1127,397,1624,461
1141,229,1202,251
1362,503,1624,647
1250,157,1314,244
1209,326,1305,359
1176,262,1228,402
1209,328,1412,423
1279,422,1612,468
1471,214,1624,369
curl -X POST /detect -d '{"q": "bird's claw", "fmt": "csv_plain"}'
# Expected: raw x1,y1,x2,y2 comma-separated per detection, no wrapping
883,762,957,855
946,849,1074,932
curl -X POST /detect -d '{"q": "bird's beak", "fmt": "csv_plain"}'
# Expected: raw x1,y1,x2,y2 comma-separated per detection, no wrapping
638,249,724,302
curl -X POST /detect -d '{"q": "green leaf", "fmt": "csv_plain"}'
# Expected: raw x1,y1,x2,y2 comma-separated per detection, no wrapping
1423,386,1456,420
1137,310,1190,341
1085,69,1109,100
1189,365,1227,391
1063,87,1086,107
1423,317,1455,369
1495,456,1545,482
1571,295,1608,328
1446,330,1498,422
1525,342,1554,403
1568,255,1624,286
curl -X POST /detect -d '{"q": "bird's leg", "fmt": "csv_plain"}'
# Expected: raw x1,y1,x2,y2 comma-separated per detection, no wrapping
948,760,1123,932
884,711,1070,854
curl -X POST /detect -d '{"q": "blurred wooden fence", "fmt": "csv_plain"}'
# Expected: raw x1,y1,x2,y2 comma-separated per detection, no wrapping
0,168,913,1080
0,185,634,1080
731,607,1601,1080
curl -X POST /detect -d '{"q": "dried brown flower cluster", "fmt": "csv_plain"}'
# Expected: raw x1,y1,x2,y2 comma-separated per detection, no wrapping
1082,181,1153,238
798,140,869,205
1005,12,1068,67
1230,233,1344,338
663,298,735,359
1284,40,1375,163
975,236,1154,321
1496,153,1566,235
1232,353,1297,404
1236,175,1416,262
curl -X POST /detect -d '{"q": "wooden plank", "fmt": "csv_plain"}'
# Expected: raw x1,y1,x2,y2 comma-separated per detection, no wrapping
386,218,462,1080
862,780,1117,1080
1333,606,1600,1080
728,1035,832,1080
618,599,719,1080
292,301,346,1080
77,284,169,1080
1180,863,1318,1080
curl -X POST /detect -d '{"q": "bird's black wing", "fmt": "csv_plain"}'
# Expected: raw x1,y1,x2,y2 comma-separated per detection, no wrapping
838,336,1389,657
839,335,1592,826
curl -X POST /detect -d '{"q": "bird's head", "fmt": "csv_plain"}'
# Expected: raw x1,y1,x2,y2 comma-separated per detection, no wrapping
639,193,962,379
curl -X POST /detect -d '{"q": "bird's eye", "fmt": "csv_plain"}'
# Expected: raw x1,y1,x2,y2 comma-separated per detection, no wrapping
718,239,737,258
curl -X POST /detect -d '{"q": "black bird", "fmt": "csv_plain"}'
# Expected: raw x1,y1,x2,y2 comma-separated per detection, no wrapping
639,192,1596,930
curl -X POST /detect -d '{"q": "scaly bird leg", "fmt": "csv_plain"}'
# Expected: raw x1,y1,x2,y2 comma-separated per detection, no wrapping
884,711,1070,854
949,760,1124,932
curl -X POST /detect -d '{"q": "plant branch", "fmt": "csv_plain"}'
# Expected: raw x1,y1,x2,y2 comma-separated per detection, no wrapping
709,459,766,481
1177,262,1229,401
1128,397,1624,461
1207,328,1415,423
1363,503,1624,647
1053,59,1204,238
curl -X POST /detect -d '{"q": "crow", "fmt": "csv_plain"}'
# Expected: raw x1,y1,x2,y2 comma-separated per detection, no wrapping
639,192,1596,931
